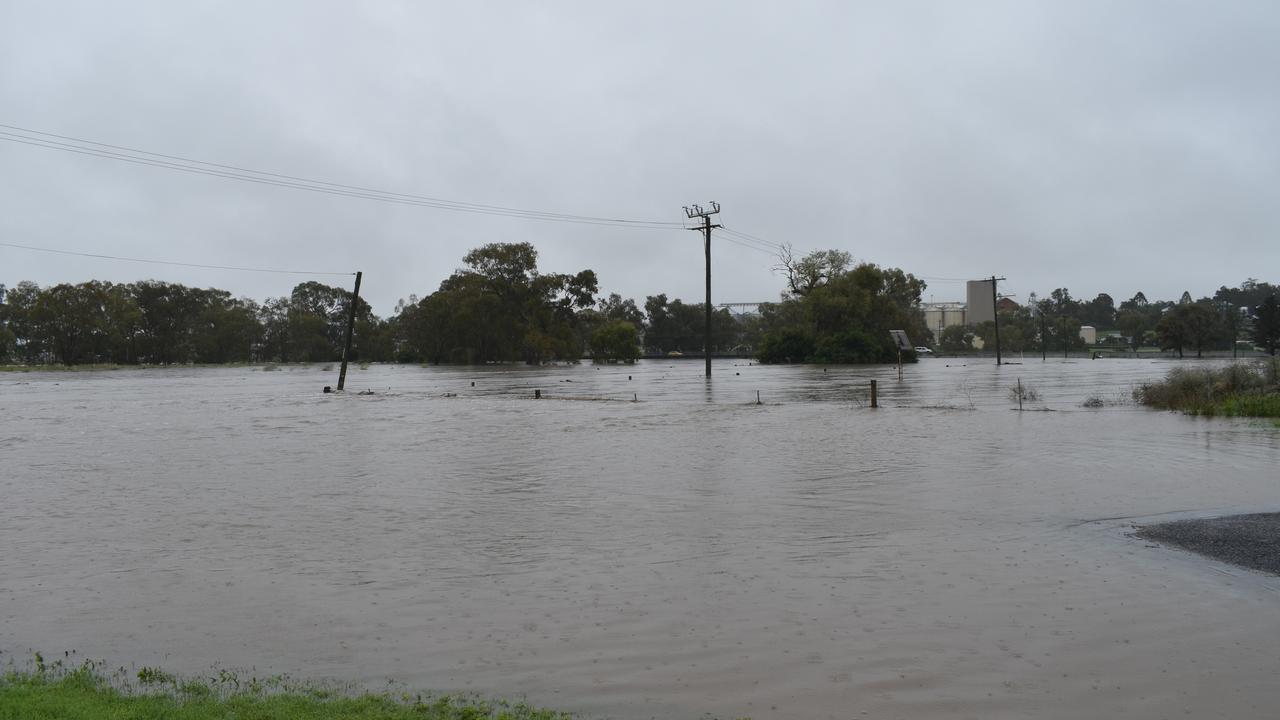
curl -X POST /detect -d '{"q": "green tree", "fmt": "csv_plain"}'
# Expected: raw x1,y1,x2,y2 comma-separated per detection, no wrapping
2,281,45,363
756,330,815,363
1082,293,1116,328
1155,311,1187,357
1254,295,1280,355
938,324,975,353
132,281,203,363
400,243,597,364
974,307,1036,353
286,280,374,361
192,293,261,363
257,297,292,362
756,257,928,364
30,282,111,365
0,283,16,363
589,320,640,362
1116,309,1151,349
1154,304,1221,358
597,293,645,326
775,245,853,297
1214,279,1278,314
642,295,737,354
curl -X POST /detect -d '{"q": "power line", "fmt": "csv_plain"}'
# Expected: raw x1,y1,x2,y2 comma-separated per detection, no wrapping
719,227,981,284
0,124,839,271
0,240,354,276
720,225,783,250
0,124,687,230
719,226,784,253
718,234,779,255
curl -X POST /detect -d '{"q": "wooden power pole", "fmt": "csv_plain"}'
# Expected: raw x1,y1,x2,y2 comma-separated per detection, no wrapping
989,275,1006,365
1040,310,1047,361
336,271,363,391
684,202,721,378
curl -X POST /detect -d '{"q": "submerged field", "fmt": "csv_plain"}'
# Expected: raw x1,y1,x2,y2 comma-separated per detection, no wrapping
2,359,1279,719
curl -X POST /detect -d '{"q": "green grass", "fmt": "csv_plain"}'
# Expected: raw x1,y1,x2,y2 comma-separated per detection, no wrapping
1134,358,1280,418
1,658,573,720
1217,393,1280,417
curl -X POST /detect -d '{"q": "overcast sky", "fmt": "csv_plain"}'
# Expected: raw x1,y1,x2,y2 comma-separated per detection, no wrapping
2,1,1278,315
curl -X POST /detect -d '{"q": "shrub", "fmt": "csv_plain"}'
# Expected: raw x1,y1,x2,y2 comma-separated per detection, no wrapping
757,330,816,364
1134,360,1280,417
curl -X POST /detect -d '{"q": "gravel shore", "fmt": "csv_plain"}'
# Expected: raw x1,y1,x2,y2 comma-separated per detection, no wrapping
1137,512,1280,576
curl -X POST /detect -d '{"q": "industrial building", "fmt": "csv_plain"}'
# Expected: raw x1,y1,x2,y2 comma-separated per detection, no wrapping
965,279,997,325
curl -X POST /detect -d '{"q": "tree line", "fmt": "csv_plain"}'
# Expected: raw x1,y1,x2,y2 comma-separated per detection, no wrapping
938,281,1280,357
6,242,1272,366
0,243,930,366
0,278,385,366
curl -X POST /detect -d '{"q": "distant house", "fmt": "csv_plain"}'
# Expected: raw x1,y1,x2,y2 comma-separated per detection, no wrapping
996,297,1019,313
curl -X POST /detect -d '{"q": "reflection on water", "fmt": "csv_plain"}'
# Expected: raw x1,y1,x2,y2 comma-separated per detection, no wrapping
3,359,1279,719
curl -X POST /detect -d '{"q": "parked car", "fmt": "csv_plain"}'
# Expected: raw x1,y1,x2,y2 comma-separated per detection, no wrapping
914,346,934,355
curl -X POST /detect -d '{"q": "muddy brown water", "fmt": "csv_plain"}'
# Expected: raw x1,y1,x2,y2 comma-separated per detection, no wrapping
2,358,1279,719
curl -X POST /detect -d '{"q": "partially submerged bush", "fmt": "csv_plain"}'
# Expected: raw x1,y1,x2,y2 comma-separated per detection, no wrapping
1134,359,1280,417
1008,379,1040,408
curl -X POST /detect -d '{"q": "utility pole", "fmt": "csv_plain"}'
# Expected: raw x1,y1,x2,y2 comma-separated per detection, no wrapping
1226,304,1239,359
336,271,363,391
1040,310,1047,361
989,276,1006,365
684,201,721,378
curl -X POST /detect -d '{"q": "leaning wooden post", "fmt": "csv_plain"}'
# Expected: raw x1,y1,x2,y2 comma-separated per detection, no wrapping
336,271,363,392
870,379,878,408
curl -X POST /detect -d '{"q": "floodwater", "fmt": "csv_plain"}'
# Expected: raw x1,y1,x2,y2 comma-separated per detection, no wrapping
2,358,1279,719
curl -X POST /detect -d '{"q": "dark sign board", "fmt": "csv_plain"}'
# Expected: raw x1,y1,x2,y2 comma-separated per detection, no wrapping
889,330,912,351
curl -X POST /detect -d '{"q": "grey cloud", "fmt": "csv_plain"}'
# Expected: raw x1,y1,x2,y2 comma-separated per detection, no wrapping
2,0,1278,315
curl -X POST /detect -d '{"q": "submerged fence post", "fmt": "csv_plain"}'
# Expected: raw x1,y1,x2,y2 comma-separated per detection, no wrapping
870,379,878,408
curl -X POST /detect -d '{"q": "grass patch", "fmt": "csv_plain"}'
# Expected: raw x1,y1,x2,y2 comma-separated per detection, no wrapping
1134,358,1280,417
0,656,573,720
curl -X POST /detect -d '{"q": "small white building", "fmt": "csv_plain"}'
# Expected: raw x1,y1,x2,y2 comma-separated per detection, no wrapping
1079,325,1097,344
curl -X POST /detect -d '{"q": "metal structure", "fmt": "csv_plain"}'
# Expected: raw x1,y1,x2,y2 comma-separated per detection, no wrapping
717,302,766,317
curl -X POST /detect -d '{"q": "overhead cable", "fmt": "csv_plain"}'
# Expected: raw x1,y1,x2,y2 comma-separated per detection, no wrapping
0,240,355,276
0,124,685,230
